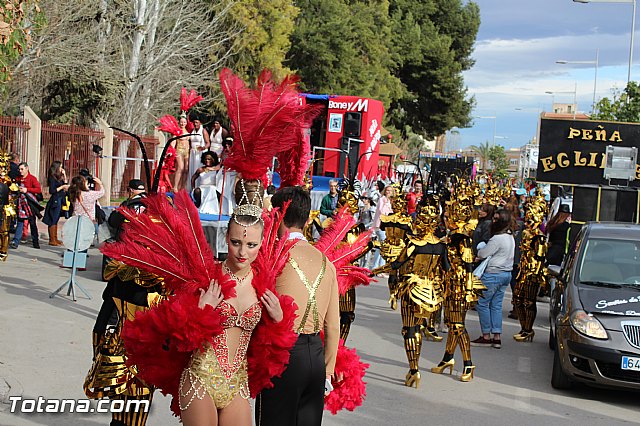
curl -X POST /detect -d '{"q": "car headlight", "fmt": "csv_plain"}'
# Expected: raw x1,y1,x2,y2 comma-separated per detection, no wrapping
570,310,608,340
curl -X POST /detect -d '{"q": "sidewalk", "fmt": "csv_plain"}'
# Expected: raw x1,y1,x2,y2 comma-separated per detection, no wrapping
0,237,175,425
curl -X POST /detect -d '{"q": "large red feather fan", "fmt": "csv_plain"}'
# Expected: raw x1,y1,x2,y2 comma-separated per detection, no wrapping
315,206,375,295
219,68,322,181
157,115,183,138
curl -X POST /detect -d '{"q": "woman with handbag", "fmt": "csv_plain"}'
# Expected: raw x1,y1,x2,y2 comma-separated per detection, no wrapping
68,174,104,226
42,161,69,246
471,208,515,350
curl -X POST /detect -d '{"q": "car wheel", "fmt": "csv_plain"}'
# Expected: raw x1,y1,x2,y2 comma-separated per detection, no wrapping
551,344,571,389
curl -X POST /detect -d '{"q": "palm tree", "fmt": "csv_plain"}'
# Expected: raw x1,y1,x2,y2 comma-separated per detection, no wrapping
469,141,491,172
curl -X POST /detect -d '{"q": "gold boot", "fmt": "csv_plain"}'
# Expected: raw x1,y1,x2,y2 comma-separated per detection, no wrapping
460,365,475,382
513,330,535,342
422,326,443,342
431,359,455,375
405,370,421,388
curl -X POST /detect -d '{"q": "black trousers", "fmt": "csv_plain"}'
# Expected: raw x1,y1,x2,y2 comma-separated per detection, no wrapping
255,334,325,426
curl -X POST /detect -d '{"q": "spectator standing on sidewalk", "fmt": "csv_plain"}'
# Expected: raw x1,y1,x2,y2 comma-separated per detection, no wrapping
69,175,104,227
42,161,69,246
320,179,339,219
10,162,42,249
471,209,515,349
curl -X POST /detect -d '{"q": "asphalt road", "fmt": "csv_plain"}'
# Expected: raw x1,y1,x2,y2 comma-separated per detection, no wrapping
0,242,637,426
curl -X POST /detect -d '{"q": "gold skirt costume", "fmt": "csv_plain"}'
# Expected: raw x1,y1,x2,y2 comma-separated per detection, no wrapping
179,300,262,411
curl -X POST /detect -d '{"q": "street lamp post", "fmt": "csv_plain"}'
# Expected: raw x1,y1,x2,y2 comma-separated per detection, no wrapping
573,0,635,87
556,48,599,114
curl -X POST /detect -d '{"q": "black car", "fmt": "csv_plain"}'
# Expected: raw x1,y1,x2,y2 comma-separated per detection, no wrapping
548,222,640,390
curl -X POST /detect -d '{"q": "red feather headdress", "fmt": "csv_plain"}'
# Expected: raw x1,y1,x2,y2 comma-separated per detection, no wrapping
180,87,203,113
315,206,374,295
219,68,322,181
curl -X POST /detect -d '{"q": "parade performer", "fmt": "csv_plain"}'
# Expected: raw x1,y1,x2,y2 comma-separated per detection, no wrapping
84,178,164,426
432,182,484,382
160,88,203,192
0,151,17,261
332,178,373,342
375,194,449,388
513,193,548,342
374,186,412,310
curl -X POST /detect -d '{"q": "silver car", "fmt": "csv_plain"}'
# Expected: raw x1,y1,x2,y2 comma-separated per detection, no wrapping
549,222,640,390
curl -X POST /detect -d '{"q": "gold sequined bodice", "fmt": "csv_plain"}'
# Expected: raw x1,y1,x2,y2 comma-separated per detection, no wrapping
400,253,443,280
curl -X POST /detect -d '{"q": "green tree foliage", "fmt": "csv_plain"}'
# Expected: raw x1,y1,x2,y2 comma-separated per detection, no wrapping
488,144,509,178
469,141,491,172
287,0,403,108
592,81,640,122
0,0,43,88
387,0,479,139
224,0,299,81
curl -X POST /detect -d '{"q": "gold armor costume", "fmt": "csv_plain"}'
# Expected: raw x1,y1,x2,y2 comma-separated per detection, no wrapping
377,196,449,388
337,186,371,342
0,152,17,261
375,191,412,310
84,259,166,425
432,183,484,382
513,194,548,342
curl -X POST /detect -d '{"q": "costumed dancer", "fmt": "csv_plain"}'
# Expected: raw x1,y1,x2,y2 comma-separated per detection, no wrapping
513,193,548,342
84,175,165,426
383,193,450,388
432,181,484,382
156,115,182,194
374,186,412,310
191,150,221,215
173,88,204,191
333,178,373,342
187,115,210,190
0,151,17,261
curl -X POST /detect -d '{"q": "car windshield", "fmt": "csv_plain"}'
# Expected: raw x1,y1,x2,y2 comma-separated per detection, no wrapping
578,238,640,288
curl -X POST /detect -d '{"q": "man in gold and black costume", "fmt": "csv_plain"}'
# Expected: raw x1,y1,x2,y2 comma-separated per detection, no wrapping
0,151,17,261
432,181,484,382
512,193,548,342
376,187,412,310
335,182,371,341
84,181,167,426
375,194,449,388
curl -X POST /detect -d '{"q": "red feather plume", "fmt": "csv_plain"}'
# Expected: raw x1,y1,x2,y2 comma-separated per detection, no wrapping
101,191,234,298
157,115,183,138
277,137,311,188
180,87,203,113
219,68,322,180
321,333,369,414
314,206,375,295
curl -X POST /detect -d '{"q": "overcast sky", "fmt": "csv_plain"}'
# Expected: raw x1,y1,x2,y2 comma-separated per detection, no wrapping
455,0,637,151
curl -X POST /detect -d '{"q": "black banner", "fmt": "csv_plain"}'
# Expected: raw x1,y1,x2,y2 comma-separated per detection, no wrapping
537,117,640,187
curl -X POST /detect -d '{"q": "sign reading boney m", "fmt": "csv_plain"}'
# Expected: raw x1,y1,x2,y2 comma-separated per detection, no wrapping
537,117,640,187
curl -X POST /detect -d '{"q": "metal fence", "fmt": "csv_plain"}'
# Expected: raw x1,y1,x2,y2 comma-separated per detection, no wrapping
111,131,159,199
0,116,30,162
40,121,104,196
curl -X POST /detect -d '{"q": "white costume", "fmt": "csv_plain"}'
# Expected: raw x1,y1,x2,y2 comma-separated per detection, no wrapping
215,168,236,216
188,126,207,190
210,127,224,156
194,169,220,215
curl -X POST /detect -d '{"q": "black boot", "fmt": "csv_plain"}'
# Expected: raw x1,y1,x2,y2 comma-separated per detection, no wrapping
33,240,40,249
